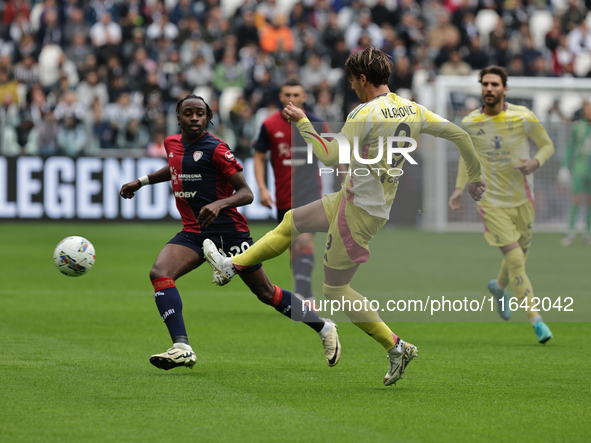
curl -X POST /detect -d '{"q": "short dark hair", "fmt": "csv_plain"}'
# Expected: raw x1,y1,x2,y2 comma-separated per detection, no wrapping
478,66,508,87
281,78,303,89
176,94,214,126
345,46,392,87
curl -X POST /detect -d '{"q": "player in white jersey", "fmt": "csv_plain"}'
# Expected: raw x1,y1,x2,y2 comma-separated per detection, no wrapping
204,47,486,386
449,66,555,344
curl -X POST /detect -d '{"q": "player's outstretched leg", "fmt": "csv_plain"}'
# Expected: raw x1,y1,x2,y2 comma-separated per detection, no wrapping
323,283,417,384
203,239,236,285
150,344,197,370
487,279,511,321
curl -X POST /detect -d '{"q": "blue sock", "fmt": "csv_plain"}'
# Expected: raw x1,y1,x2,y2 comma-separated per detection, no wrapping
293,253,314,299
152,277,187,342
270,285,323,332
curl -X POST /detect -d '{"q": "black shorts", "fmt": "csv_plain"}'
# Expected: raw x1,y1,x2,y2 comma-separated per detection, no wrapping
276,208,289,224
167,230,262,274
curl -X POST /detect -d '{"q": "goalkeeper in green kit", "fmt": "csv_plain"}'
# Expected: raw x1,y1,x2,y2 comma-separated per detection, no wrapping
558,102,591,246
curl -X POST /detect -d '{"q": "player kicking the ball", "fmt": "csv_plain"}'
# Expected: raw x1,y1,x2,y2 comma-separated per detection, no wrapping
204,47,486,386
120,95,340,371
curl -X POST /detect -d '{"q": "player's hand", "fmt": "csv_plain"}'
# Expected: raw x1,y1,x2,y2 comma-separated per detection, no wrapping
514,158,539,175
282,102,306,123
467,180,487,202
259,188,274,209
448,188,464,210
120,180,141,199
197,202,222,227
557,166,571,187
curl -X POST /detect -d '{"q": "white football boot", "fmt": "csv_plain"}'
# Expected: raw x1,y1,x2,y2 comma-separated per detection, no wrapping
150,344,197,370
203,239,236,286
383,339,418,386
319,319,341,367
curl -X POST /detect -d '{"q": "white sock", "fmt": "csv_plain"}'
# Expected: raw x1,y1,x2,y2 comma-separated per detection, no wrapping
318,320,332,336
529,314,542,326
174,342,193,351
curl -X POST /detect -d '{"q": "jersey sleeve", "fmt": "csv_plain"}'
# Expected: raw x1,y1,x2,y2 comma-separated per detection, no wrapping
252,123,270,153
212,143,243,177
418,105,482,184
295,105,372,166
523,109,555,167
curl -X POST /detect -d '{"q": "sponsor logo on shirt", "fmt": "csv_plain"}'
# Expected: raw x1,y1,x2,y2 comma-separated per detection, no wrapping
274,131,285,138
178,174,202,181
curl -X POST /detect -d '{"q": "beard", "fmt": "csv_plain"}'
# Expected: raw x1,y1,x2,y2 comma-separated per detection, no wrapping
484,93,503,107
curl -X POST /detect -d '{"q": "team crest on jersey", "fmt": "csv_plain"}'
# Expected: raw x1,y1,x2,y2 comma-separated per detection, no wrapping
170,167,178,183
490,135,503,150
169,152,174,157
193,151,203,162
225,151,235,161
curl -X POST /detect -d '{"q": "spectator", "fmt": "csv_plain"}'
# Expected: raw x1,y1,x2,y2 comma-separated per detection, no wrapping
146,12,179,42
53,90,86,122
567,20,591,55
235,9,259,50
465,35,490,70
146,130,167,157
57,114,87,157
313,89,343,122
89,98,115,150
185,54,213,90
213,51,246,94
259,14,295,54
76,70,109,108
37,8,62,47
389,55,414,92
345,9,384,51
66,32,93,74
116,118,150,150
439,49,472,76
300,53,332,94
12,53,39,88
36,109,59,156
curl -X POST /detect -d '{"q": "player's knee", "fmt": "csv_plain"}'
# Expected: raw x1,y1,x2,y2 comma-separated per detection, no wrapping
149,265,166,282
504,247,525,271
323,283,349,300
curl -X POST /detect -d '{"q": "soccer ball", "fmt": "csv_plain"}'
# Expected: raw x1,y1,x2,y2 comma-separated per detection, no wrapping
53,236,96,277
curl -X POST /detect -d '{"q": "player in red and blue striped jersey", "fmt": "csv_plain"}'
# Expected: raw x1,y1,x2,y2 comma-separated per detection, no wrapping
254,79,328,301
120,95,340,371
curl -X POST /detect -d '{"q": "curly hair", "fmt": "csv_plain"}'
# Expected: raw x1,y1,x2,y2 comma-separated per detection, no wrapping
344,46,392,87
176,94,214,126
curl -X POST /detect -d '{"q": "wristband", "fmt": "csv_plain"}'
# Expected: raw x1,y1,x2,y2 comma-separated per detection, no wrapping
138,175,150,187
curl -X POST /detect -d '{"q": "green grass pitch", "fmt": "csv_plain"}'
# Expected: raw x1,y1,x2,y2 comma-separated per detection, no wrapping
1,222,590,442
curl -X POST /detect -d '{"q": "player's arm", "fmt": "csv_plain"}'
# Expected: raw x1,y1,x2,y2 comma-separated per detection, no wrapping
253,150,274,208
449,158,469,210
516,111,555,175
420,108,486,202
558,123,576,186
284,102,341,166
197,171,253,227
119,165,171,199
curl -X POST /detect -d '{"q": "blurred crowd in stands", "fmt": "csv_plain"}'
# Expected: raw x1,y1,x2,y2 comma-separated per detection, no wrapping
0,0,590,158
